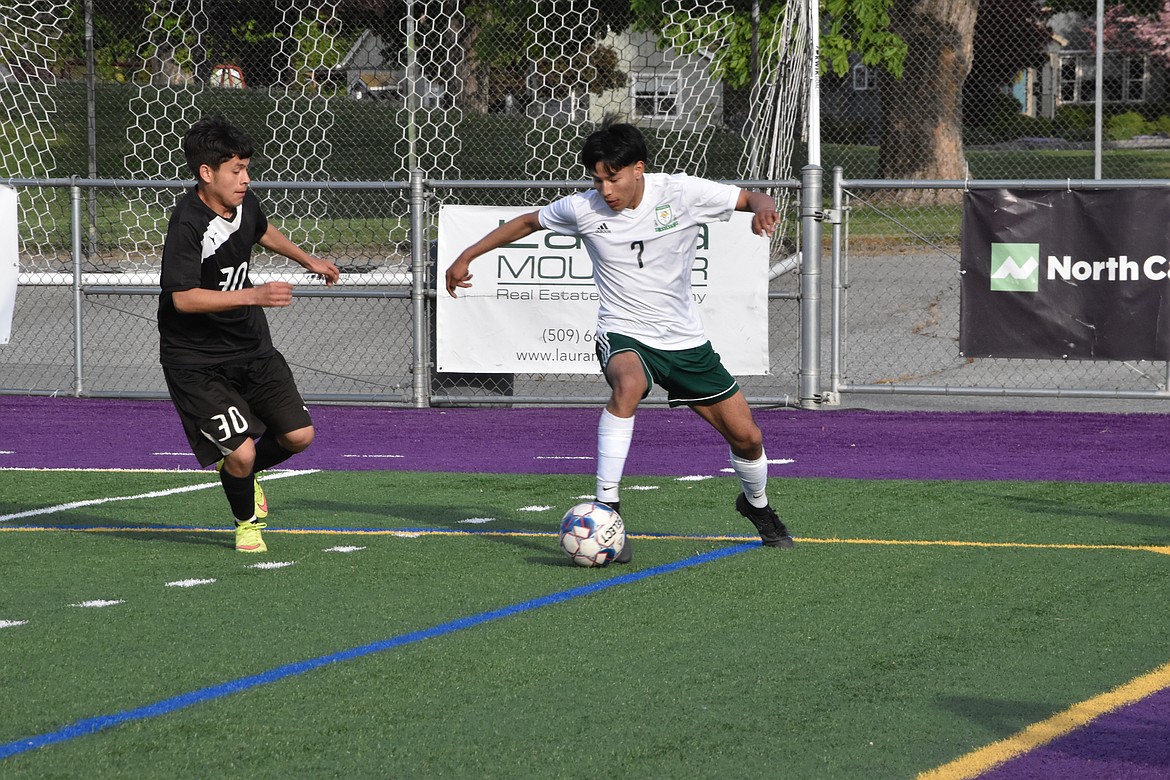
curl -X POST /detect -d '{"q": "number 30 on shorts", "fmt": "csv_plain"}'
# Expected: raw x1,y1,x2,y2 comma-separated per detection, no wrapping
210,406,249,442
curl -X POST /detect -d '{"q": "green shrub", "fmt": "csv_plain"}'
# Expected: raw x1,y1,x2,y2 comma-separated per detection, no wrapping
1047,106,1095,142
963,91,1055,145
1106,110,1152,140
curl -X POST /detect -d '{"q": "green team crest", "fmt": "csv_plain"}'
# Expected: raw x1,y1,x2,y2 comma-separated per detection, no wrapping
655,204,678,232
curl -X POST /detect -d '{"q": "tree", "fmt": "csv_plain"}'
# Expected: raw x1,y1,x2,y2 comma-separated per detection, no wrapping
630,0,906,87
56,0,328,87
458,0,635,112
872,0,977,202
337,0,635,112
1100,0,1170,68
964,0,1050,128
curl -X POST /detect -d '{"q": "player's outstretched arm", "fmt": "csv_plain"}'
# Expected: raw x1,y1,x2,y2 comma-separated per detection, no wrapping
445,211,543,298
736,190,780,238
172,282,295,313
259,224,340,285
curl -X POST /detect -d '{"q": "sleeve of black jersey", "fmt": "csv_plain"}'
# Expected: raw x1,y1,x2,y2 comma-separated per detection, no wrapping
160,216,204,294
247,190,268,244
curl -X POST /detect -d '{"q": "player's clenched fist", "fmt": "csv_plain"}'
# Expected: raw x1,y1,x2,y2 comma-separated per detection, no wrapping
254,281,295,307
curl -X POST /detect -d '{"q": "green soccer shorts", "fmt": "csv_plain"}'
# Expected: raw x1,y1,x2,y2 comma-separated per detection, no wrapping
595,332,740,407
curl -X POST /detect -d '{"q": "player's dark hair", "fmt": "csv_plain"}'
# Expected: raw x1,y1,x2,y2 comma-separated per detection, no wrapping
580,115,648,175
183,116,255,178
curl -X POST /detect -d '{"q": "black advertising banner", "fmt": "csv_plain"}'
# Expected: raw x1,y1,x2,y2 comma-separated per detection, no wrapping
960,189,1170,360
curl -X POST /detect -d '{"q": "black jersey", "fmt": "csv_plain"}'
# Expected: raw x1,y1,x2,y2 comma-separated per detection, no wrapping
158,188,273,367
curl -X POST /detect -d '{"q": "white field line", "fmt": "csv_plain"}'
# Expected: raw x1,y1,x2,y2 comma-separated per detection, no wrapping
0,469,318,523
0,467,209,473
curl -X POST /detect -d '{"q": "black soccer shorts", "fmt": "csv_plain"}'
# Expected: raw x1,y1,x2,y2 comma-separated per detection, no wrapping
163,351,312,467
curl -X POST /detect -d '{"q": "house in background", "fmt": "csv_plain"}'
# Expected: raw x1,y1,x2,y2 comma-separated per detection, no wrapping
330,29,443,107
528,27,722,130
326,27,722,130
819,60,882,144
1034,11,1166,119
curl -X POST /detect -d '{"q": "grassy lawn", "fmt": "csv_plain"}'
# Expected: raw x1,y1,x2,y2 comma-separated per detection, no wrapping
823,143,1170,181
5,82,1167,250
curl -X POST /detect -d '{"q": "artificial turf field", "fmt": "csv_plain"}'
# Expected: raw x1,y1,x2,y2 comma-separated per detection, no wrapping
2,465,1169,778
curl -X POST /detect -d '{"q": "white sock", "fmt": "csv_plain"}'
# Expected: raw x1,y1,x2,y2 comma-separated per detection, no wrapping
731,448,769,508
596,409,635,504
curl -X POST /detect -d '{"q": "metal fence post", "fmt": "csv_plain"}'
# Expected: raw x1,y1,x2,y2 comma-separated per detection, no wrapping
70,180,84,397
829,165,844,402
799,164,823,409
410,167,429,408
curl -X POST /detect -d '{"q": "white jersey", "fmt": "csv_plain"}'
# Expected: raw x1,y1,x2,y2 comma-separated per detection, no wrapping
538,172,740,350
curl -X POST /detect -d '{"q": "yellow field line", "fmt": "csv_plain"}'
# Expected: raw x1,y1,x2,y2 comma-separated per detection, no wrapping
798,536,1170,556
0,526,744,541
917,660,1170,779
2,525,1169,555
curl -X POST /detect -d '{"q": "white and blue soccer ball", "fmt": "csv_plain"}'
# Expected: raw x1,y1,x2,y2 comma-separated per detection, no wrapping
558,501,626,568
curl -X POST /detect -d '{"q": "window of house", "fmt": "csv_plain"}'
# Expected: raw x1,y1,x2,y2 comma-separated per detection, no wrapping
1125,56,1148,102
1057,52,1148,105
633,73,679,119
1059,56,1080,103
851,63,876,91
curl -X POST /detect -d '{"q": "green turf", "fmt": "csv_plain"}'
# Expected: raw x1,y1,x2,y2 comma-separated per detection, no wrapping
1,469,1168,777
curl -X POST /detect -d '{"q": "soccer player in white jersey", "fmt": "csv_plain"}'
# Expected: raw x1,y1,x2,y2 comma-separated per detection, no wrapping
445,118,794,560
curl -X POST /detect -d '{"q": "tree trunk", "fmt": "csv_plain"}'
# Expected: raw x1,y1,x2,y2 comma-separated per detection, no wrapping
877,0,979,204
454,16,488,113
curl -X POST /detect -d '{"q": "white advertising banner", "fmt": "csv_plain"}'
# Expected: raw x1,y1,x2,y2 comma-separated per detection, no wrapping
436,204,769,375
0,186,17,344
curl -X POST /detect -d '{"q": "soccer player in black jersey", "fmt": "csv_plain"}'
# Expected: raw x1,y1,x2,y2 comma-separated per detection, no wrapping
158,116,340,553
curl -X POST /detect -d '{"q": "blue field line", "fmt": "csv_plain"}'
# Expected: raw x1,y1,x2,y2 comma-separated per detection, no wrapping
0,541,759,761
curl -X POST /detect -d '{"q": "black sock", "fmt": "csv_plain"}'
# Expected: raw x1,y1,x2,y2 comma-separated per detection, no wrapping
253,436,297,473
219,468,255,524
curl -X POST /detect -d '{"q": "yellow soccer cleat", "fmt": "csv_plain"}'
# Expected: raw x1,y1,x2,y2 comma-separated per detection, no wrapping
253,477,268,519
234,519,268,553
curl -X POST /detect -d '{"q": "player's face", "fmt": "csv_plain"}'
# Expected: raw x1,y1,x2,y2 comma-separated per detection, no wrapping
592,160,645,213
198,156,251,216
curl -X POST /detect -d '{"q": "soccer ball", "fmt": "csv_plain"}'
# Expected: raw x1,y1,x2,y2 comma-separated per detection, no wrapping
558,501,626,568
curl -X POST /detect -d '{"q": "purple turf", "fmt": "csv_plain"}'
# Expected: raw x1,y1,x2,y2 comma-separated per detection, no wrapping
4,396,1170,484
978,686,1170,779
1,395,1168,777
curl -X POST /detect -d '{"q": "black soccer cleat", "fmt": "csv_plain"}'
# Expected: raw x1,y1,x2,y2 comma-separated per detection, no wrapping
597,500,632,564
735,494,795,548
613,535,633,564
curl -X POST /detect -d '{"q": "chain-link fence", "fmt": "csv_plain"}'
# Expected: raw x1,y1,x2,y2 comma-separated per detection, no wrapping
4,0,1170,406
830,174,1170,404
